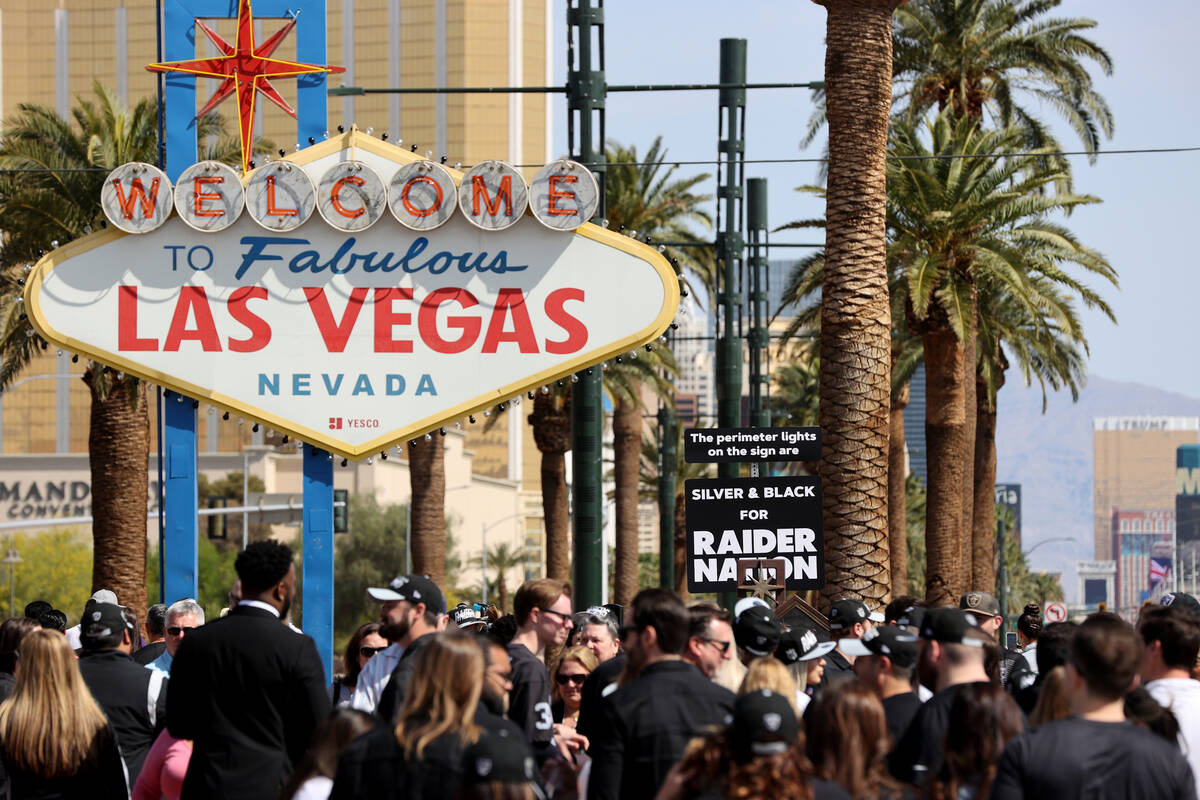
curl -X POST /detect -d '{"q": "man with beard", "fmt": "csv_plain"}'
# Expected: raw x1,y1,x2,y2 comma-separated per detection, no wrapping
588,589,736,800
373,576,448,722
167,540,329,800
353,574,437,714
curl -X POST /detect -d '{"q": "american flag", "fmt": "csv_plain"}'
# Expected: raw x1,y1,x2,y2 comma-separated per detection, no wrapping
1150,558,1171,587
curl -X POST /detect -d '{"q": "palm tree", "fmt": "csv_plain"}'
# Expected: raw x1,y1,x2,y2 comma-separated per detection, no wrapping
888,111,1115,604
810,0,903,610
971,274,1095,592
407,435,447,586
470,543,531,613
602,137,707,606
0,83,158,626
603,351,675,607
893,0,1114,158
527,387,572,581
604,137,715,303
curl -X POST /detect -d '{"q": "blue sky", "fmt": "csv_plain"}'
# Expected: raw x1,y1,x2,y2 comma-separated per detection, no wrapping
552,0,1200,397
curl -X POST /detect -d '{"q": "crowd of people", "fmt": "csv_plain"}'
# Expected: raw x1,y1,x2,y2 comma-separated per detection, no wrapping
0,538,1198,799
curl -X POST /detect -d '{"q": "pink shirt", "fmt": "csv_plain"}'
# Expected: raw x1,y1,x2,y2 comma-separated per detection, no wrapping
132,729,192,800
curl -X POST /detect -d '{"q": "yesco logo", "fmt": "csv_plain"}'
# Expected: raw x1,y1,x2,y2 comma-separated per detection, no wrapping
101,156,600,237
329,417,379,430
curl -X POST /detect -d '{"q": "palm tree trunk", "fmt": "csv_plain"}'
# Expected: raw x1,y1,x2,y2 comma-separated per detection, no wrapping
813,0,900,609
960,310,977,594
972,369,1001,592
922,328,967,606
84,371,149,628
497,571,509,614
529,391,572,581
613,398,641,606
889,381,910,598
408,437,446,586
674,491,689,601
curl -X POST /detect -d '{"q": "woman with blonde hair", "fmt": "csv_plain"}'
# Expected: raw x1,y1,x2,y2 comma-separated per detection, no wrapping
331,632,491,800
0,627,127,797
739,657,800,715
551,645,598,730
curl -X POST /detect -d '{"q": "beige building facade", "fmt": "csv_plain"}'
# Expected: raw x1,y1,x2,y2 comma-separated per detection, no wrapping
1093,416,1198,561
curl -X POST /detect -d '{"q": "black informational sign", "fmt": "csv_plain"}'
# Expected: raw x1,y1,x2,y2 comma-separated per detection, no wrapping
683,426,821,464
685,476,825,593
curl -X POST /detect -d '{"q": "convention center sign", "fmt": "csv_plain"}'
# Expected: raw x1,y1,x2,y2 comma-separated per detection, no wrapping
24,130,679,459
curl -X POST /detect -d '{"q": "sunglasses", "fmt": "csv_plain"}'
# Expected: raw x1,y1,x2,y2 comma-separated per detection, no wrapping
359,646,387,658
699,637,732,655
556,673,587,686
166,626,196,637
538,607,573,625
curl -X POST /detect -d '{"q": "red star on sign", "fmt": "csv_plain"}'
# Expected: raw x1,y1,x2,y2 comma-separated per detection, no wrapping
147,0,344,174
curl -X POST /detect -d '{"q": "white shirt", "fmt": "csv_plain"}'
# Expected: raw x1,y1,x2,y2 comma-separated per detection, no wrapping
1021,643,1039,675
1146,676,1200,782
237,599,281,617
290,775,332,800
351,642,403,713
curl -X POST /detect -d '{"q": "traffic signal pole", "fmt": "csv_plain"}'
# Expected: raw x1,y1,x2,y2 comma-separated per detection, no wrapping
568,0,606,610
715,38,747,611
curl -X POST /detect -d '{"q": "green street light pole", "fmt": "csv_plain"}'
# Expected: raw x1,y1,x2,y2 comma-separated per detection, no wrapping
567,0,606,610
746,177,770,434
715,39,747,612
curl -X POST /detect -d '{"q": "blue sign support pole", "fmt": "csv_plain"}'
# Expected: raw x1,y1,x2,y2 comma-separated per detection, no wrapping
163,393,198,603
302,447,334,680
160,0,333,666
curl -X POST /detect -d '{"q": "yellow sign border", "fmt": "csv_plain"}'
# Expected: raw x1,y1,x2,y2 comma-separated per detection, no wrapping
25,129,680,460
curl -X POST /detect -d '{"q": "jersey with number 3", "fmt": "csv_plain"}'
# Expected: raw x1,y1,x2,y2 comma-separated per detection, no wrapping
506,641,554,746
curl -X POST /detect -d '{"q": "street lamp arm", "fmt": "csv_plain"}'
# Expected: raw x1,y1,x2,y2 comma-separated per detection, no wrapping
1025,537,1077,557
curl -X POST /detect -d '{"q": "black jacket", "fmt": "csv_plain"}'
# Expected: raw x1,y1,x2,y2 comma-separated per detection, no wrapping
588,660,735,800
132,641,166,667
166,604,330,800
577,654,625,743
77,647,167,783
375,633,435,723
331,705,524,800
0,723,128,800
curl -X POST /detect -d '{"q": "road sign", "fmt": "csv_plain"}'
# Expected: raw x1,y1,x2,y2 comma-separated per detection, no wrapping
684,475,824,593
25,130,679,459
684,426,821,463
1045,601,1067,623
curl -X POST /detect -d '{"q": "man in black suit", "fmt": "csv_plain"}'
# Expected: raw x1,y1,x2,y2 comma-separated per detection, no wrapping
167,540,330,800
588,588,736,800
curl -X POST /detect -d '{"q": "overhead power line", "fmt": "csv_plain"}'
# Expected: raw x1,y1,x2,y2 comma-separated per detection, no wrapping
0,145,1194,174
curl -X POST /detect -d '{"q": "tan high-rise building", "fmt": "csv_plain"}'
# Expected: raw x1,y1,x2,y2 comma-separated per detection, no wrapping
0,0,554,582
1093,417,1198,561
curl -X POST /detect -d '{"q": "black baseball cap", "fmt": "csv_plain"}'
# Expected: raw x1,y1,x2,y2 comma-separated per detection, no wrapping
80,602,132,648
775,625,837,665
838,625,919,668
461,727,539,785
896,606,926,630
918,608,988,647
1161,592,1200,617
735,605,782,657
367,575,446,615
732,690,799,762
828,598,885,631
